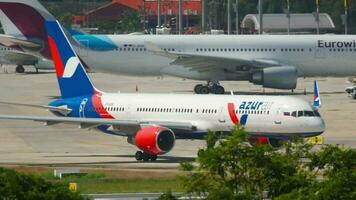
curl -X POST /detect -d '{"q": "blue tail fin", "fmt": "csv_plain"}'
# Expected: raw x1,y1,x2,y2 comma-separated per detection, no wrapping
45,20,95,99
313,80,321,110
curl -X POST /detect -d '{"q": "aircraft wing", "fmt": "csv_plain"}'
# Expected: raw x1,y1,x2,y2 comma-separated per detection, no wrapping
145,41,281,72
0,34,42,51
0,115,196,135
2,50,39,64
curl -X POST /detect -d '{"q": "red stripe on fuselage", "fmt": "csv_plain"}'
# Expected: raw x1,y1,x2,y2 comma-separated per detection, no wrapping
228,103,239,125
47,36,64,77
92,91,114,119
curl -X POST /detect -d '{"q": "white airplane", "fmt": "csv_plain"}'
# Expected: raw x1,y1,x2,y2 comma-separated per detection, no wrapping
0,20,325,161
0,0,355,94
0,44,53,73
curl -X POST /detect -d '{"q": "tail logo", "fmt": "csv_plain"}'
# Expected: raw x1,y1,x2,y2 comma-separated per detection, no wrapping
62,57,80,78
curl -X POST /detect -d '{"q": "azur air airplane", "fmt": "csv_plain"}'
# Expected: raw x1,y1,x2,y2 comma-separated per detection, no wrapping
0,0,355,94
0,20,325,161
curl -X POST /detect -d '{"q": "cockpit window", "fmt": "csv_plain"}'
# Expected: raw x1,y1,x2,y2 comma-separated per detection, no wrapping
304,111,314,117
291,111,297,117
298,111,303,117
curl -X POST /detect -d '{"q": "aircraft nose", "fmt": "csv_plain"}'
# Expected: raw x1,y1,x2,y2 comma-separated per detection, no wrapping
310,117,326,134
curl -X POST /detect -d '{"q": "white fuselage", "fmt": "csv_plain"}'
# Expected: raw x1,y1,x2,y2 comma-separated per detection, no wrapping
93,93,325,138
75,34,356,81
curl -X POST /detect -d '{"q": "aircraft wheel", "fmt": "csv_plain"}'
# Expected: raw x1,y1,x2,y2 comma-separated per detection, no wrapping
150,154,158,161
16,65,25,73
200,86,210,94
194,84,203,94
214,86,225,94
135,151,143,161
211,85,225,94
142,152,150,161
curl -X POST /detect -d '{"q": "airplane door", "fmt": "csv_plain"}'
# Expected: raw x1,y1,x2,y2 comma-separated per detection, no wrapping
125,104,131,117
77,40,89,57
274,108,282,125
79,98,88,118
218,106,226,123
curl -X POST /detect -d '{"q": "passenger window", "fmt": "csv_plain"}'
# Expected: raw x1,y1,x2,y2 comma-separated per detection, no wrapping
304,111,315,117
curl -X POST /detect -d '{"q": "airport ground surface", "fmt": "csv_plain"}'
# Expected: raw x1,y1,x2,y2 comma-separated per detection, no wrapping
0,65,355,172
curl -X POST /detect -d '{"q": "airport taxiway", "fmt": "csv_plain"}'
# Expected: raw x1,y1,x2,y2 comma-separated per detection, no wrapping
0,66,355,170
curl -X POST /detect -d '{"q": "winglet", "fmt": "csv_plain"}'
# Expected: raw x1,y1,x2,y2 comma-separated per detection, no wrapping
313,80,321,110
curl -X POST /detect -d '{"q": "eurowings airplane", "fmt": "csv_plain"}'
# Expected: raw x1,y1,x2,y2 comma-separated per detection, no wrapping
0,0,353,93
0,20,325,161
0,1,355,94
0,44,53,73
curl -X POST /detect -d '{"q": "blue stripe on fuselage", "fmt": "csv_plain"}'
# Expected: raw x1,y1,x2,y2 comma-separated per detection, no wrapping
72,35,118,51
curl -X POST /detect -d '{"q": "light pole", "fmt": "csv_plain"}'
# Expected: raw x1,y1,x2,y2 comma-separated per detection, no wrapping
227,0,231,34
202,0,205,33
258,0,263,34
178,0,182,34
235,0,239,34
316,0,320,34
344,0,348,34
287,0,290,34
157,0,161,28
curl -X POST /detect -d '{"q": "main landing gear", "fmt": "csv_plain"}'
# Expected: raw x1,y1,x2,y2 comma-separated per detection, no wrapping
194,81,225,94
135,151,158,161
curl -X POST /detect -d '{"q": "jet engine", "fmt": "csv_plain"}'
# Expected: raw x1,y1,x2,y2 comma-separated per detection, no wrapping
250,66,298,89
131,126,175,155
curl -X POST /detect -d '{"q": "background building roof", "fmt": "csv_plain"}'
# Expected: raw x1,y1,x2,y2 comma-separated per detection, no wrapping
241,13,335,32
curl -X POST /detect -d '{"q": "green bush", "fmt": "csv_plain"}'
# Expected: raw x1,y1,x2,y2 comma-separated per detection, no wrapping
0,168,85,200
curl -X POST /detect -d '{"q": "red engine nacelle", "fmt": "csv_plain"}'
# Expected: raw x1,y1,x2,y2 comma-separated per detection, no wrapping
249,137,283,148
249,136,269,145
134,126,175,155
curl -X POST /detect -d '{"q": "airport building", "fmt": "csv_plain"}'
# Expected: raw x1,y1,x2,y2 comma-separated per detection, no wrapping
241,13,335,34
72,0,202,31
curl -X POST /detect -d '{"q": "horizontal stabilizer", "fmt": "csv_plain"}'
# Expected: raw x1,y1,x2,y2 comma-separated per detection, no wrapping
0,101,72,116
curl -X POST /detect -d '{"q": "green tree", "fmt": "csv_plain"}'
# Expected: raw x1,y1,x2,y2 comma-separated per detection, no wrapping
180,127,356,199
180,127,316,199
0,168,85,200
118,10,143,33
277,145,356,200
